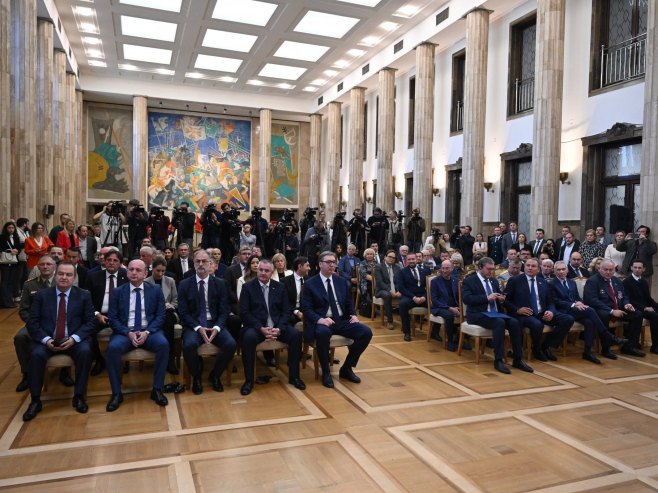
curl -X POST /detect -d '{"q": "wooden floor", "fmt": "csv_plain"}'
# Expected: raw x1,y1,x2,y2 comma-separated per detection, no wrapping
1,307,658,492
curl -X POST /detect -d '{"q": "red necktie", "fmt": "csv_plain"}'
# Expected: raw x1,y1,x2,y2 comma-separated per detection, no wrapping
109,274,115,299
55,293,66,341
608,281,618,310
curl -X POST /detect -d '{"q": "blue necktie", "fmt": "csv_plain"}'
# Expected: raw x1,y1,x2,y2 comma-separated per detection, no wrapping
198,280,207,327
133,288,142,332
484,279,497,312
529,278,539,315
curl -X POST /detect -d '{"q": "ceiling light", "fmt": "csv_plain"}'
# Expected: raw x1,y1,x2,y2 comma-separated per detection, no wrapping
311,78,326,85
123,44,172,64
294,11,360,38
202,29,258,53
119,0,182,13
359,36,380,47
333,59,349,68
337,0,381,6
88,60,107,67
83,37,101,45
219,76,237,83
348,48,366,57
185,72,204,78
303,86,318,92
278,83,294,89
259,63,306,80
156,68,175,75
247,79,264,85
195,54,243,73
74,6,94,16
119,64,139,71
323,69,338,77
274,41,329,62
211,0,277,27
121,16,177,42
380,21,400,31
86,49,103,58
79,22,99,34
393,4,420,18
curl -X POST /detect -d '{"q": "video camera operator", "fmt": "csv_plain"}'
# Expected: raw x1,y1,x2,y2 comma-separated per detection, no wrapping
93,201,127,248
303,220,330,273
219,202,242,263
330,211,348,253
367,207,389,251
244,207,268,251
125,199,148,258
347,208,368,258
172,201,196,247
273,209,298,261
200,203,220,249
405,207,426,253
148,206,171,251
300,207,318,240
387,210,404,255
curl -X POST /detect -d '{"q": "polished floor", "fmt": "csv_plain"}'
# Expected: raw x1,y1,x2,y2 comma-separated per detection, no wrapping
1,307,658,492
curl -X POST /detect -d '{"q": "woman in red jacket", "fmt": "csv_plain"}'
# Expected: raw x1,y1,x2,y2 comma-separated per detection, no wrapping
56,219,79,253
24,222,54,269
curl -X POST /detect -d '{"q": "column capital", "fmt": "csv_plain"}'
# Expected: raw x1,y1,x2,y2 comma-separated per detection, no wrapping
36,17,55,26
378,67,398,74
258,107,272,112
462,7,493,19
414,41,437,51
308,112,323,118
350,86,367,92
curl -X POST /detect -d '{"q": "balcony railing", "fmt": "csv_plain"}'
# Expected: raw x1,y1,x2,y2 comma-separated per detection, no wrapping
600,33,647,88
451,99,463,133
512,76,535,115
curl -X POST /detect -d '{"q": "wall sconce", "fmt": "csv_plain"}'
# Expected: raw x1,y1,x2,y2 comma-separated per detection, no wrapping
432,188,441,197
319,202,325,208
483,182,494,193
394,191,403,199
365,196,373,203
340,200,347,207
559,172,571,185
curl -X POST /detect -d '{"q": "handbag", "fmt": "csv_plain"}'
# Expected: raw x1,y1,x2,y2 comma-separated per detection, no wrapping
0,252,18,264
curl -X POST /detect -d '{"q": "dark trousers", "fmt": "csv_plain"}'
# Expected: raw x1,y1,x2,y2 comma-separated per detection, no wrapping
106,331,169,394
375,290,394,322
312,318,372,374
182,327,236,378
399,297,426,335
596,309,642,350
468,313,523,361
566,307,614,350
516,311,574,350
28,339,92,398
14,326,32,374
0,264,17,307
163,310,177,360
643,310,658,349
435,308,458,342
241,326,302,382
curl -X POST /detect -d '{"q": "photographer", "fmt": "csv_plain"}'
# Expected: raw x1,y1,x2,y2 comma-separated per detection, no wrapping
405,207,426,253
148,206,171,251
201,203,221,249
125,199,148,258
239,223,257,250
172,201,196,247
303,220,330,273
93,201,127,248
219,203,241,263
367,207,389,251
244,207,268,250
387,210,404,257
347,208,368,258
299,207,318,240
330,211,348,253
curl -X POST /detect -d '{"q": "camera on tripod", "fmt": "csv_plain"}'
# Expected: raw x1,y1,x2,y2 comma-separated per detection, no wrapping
251,206,265,218
397,210,406,220
303,207,318,219
150,206,166,220
109,201,126,217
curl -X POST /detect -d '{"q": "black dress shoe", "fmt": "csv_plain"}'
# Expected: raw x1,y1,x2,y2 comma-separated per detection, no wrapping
321,373,334,388
209,373,224,392
72,395,88,414
338,367,361,383
15,374,28,392
611,335,628,347
650,346,658,355
90,358,106,376
512,359,534,373
22,400,42,421
192,375,203,395
601,349,618,360
240,380,253,395
582,350,602,364
167,358,179,375
403,334,412,342
532,350,548,362
289,377,306,390
543,347,558,361
446,342,457,352
150,388,168,406
106,393,124,412
59,369,74,387
621,347,646,357
494,360,511,374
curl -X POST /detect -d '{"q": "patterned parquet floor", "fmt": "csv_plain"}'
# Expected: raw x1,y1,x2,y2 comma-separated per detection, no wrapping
0,307,657,492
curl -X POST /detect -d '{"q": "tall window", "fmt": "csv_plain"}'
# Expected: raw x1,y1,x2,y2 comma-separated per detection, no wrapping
502,159,532,235
508,14,536,116
404,173,413,216
601,142,641,233
450,51,465,133
363,101,368,161
408,76,415,148
445,166,462,230
375,96,379,158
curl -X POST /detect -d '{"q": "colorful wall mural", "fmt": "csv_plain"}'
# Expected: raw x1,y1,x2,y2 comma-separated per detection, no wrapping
270,122,299,207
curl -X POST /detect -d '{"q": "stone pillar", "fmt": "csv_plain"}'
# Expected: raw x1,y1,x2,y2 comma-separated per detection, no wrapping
325,102,342,220
133,95,148,203
65,72,77,219
376,68,395,213
258,108,272,217
0,0,10,221
461,8,490,235
347,87,365,212
76,91,86,223
52,50,66,218
309,113,322,207
10,0,37,219
36,19,54,226
531,0,565,238
413,43,435,223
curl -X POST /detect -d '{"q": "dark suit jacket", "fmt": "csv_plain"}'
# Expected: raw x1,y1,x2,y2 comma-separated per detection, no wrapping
623,275,658,312
169,257,195,284
529,239,546,257
27,286,95,343
583,273,629,313
283,274,303,310
108,282,165,336
223,263,243,294
85,269,128,313
374,263,400,293
75,264,88,288
430,275,459,315
488,236,504,264
617,238,657,276
239,278,291,334
461,273,505,324
558,241,581,262
504,274,557,314
398,266,430,299
549,277,583,311
567,264,590,279
501,232,520,254
301,274,355,342
178,275,229,330
81,237,98,267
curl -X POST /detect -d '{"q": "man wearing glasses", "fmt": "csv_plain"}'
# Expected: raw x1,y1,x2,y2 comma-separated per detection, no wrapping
374,250,402,329
301,251,372,388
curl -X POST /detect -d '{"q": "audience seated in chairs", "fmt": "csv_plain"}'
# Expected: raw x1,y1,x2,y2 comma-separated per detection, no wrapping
430,260,461,351
374,250,401,330
398,253,430,342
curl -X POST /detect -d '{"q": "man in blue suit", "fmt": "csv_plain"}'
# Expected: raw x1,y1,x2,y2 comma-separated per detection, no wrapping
398,253,430,341
430,260,461,351
301,251,372,388
462,257,533,374
178,249,236,395
239,258,305,395
23,262,96,421
106,259,168,412
504,258,574,361
551,261,627,363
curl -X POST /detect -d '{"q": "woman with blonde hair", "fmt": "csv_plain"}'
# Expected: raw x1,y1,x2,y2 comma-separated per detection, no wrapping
271,253,292,282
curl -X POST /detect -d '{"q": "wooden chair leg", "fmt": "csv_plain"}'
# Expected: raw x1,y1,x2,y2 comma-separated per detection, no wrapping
474,337,481,364
457,330,465,356
313,349,319,380
302,343,309,369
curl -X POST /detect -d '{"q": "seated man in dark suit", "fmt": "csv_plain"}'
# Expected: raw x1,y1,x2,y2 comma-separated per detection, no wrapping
583,259,644,357
462,257,532,374
301,251,372,388
398,253,430,341
504,258,574,361
283,256,310,326
66,247,88,288
623,259,658,355
178,249,236,394
374,249,401,330
169,242,194,284
430,260,461,351
550,261,626,363
239,258,305,395
106,259,169,411
566,251,590,278
23,262,96,421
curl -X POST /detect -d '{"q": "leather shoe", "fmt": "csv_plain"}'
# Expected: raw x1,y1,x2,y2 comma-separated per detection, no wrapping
192,375,203,395
621,347,646,357
22,400,42,421
601,349,618,360
650,346,658,355
543,347,558,361
240,380,253,395
15,374,28,392
59,369,74,387
72,395,88,414
494,359,511,374
150,388,168,406
321,373,334,388
532,350,548,362
512,359,534,373
339,367,361,383
611,335,628,347
403,334,411,342
446,342,457,352
106,393,123,412
90,358,106,376
289,377,306,390
209,373,224,392
582,350,602,364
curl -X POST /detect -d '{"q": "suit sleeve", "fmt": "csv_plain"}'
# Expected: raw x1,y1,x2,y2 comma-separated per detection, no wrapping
398,271,415,298
583,279,609,313
26,291,50,343
108,287,131,336
502,277,521,314
210,279,229,330
374,264,385,293
549,281,572,311
430,278,448,314
462,277,487,307
75,290,97,341
273,287,292,329
301,280,322,327
146,286,166,333
177,280,199,331
341,277,357,316
239,283,260,332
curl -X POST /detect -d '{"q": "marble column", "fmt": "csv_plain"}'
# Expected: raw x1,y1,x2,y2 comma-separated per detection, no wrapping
10,0,37,219
36,20,54,226
76,91,86,223
376,68,395,213
258,108,272,217
52,50,66,217
0,0,10,221
347,87,365,212
413,43,435,223
309,113,322,207
133,95,148,203
65,72,77,218
325,102,342,220
531,0,565,238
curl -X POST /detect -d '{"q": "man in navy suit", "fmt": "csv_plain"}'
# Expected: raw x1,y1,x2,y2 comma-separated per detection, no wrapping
551,261,627,363
24,262,96,421
462,257,532,374
169,242,194,285
584,259,644,357
566,252,590,279
106,259,169,411
301,251,372,388
430,260,461,351
487,226,504,264
624,260,658,355
374,249,402,330
239,258,305,395
398,253,430,341
504,258,574,361
178,249,236,395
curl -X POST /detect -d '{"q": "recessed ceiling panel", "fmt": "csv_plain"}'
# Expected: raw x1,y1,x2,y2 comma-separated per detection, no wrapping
274,41,329,62
195,54,243,73
337,0,381,6
211,0,278,27
259,63,307,80
121,16,178,42
202,29,258,53
293,11,359,38
123,44,172,64
119,0,182,13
